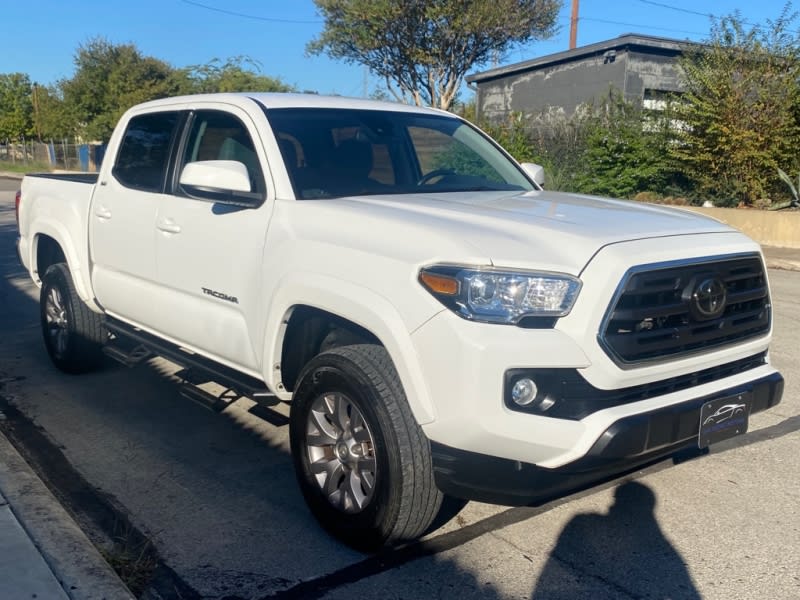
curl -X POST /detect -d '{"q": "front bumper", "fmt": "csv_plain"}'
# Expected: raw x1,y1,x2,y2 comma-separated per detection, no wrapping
431,371,783,505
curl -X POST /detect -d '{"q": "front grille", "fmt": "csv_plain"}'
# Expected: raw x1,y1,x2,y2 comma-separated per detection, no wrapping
600,254,770,364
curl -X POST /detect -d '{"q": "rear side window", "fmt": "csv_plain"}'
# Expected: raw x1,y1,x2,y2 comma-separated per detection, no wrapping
113,112,180,192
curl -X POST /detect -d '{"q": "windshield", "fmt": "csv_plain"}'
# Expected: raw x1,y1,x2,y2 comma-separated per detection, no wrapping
263,107,535,199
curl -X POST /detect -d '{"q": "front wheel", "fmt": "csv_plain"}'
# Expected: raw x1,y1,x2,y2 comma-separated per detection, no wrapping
289,344,442,550
40,263,105,373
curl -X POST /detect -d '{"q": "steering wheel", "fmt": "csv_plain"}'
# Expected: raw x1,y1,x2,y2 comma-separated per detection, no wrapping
417,168,457,186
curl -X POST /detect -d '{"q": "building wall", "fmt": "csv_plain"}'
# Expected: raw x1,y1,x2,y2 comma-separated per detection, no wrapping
475,48,684,122
624,50,684,101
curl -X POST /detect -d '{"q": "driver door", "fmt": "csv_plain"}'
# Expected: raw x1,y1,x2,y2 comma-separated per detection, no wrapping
151,107,273,370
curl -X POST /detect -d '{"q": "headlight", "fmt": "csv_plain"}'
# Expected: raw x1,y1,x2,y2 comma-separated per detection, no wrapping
419,265,581,324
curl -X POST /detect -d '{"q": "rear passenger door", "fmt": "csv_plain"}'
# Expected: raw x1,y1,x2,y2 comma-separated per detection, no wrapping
89,110,182,326
151,108,272,371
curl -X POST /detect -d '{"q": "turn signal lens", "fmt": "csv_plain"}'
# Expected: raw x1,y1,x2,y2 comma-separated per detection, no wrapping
419,272,459,296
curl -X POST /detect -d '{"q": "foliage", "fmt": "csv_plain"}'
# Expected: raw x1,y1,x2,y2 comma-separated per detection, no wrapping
62,38,180,141
176,56,294,94
774,168,800,209
308,0,560,110
472,93,685,199
674,5,800,206
58,41,294,142
575,91,684,199
31,84,74,140
475,108,593,191
0,73,33,141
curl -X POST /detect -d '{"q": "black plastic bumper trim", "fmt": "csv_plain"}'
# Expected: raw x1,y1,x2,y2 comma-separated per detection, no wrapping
432,371,783,506
504,352,767,420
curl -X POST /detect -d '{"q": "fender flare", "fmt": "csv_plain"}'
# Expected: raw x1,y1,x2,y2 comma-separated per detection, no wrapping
30,219,98,311
261,273,437,425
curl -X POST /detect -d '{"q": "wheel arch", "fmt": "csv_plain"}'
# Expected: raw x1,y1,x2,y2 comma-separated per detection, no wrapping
30,223,97,309
262,279,437,425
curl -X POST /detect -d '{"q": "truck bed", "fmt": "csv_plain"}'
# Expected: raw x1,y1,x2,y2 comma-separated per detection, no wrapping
25,172,99,185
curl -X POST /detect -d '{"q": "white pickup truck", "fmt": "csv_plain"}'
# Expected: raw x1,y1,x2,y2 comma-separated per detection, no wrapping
15,93,783,549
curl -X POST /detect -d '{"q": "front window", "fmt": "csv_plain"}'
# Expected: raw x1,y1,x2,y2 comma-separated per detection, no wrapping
180,110,265,195
265,108,534,199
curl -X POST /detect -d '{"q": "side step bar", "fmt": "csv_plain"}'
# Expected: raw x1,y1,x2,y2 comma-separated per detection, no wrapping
103,317,279,411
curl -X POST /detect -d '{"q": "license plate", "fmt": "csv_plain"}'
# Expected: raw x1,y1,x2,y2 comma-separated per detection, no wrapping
698,393,750,448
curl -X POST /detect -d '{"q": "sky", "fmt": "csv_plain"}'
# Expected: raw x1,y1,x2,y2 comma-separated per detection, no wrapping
1,0,795,100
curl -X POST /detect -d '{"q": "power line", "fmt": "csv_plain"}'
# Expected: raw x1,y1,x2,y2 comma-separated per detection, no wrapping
180,0,321,24
633,0,800,35
635,0,716,19
580,16,706,37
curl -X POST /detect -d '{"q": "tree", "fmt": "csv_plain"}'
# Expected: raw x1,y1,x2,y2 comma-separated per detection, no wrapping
673,6,800,205
0,73,33,141
308,0,561,110
177,56,294,94
32,84,74,141
62,38,179,141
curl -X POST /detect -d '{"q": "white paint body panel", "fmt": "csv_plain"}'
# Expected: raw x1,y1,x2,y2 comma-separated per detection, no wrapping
15,92,778,472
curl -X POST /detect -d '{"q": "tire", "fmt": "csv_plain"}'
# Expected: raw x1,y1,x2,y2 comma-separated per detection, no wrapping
40,263,105,374
289,344,442,550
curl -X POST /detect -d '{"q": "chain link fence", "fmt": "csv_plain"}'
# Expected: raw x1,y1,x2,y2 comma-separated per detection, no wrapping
0,140,106,172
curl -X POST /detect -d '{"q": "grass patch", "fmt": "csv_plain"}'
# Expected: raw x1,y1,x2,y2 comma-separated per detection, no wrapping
100,520,158,596
0,160,52,174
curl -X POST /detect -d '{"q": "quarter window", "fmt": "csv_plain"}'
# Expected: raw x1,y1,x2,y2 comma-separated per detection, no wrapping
113,112,180,192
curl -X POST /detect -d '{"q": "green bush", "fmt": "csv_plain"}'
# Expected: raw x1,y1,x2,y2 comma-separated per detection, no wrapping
475,92,687,199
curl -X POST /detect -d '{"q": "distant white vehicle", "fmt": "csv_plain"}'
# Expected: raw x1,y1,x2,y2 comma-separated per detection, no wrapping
15,93,784,549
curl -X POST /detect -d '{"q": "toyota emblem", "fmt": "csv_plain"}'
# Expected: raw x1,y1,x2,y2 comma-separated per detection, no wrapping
691,277,727,320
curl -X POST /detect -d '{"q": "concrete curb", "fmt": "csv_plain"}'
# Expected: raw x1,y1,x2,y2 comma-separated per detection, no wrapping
766,258,800,272
0,433,134,600
0,172,23,180
762,247,800,272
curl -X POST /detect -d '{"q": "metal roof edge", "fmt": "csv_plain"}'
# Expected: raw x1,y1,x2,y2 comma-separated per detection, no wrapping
466,33,700,84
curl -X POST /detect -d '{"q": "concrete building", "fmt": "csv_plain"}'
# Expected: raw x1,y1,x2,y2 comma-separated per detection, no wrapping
467,33,694,122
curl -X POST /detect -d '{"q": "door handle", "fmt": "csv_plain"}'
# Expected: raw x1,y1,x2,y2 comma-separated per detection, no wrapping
157,218,182,234
94,206,112,220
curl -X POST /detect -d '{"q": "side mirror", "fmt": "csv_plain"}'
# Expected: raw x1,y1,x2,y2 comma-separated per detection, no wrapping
180,160,252,193
520,163,545,188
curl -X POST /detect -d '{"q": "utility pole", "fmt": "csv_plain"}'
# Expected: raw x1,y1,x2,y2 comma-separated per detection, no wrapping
31,84,42,141
569,0,579,49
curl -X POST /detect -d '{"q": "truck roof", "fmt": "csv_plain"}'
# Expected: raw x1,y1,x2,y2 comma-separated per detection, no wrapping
130,92,452,117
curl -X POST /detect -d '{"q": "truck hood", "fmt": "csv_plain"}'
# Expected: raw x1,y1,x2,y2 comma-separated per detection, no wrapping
298,190,736,275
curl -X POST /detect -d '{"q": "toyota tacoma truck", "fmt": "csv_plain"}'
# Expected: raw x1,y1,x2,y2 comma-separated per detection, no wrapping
15,93,783,549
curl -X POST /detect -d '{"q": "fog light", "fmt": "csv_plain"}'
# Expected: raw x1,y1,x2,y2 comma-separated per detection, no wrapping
511,377,538,406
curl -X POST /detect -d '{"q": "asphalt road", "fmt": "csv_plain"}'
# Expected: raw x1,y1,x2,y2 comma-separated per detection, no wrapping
1,177,798,599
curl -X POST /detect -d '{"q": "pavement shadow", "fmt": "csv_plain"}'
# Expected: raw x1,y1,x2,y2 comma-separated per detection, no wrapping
531,481,700,600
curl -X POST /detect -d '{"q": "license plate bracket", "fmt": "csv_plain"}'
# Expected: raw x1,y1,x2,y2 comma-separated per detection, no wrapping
698,393,751,448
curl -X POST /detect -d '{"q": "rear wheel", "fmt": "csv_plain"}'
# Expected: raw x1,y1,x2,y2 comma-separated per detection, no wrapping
40,263,105,373
289,344,442,550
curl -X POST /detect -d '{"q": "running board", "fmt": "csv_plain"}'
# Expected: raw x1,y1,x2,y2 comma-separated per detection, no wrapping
103,343,152,367
104,317,279,407
179,382,237,413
